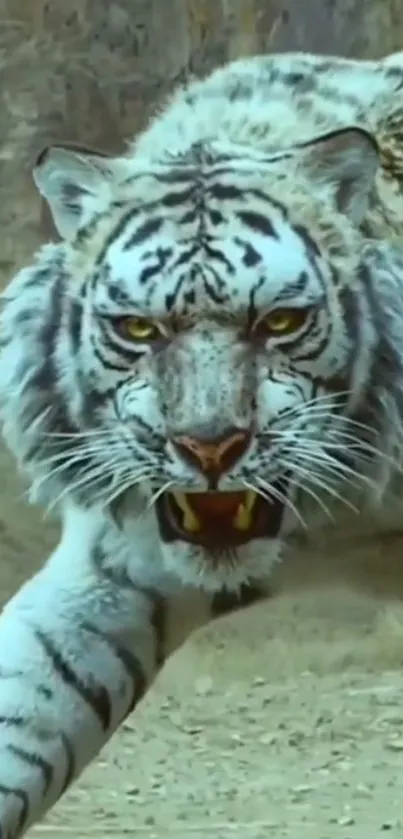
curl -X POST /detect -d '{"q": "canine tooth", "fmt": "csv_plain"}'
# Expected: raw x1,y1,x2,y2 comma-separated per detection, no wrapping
233,504,251,530
172,492,201,532
233,490,257,530
183,509,201,532
244,489,257,513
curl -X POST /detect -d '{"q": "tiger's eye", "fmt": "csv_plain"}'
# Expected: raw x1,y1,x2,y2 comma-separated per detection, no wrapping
118,317,162,342
261,307,310,336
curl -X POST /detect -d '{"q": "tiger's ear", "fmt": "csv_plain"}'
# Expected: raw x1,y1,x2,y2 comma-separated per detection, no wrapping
299,127,379,224
33,143,125,239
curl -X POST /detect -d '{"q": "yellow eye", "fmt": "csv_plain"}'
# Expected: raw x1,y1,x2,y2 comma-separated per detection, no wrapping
262,307,310,336
119,317,162,342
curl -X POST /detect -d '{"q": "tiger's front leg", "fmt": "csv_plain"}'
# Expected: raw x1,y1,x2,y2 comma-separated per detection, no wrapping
0,503,166,839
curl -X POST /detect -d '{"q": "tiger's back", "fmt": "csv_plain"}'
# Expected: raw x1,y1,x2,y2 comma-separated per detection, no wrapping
134,49,403,240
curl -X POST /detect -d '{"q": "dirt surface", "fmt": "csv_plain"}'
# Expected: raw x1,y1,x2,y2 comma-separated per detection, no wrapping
2,468,403,838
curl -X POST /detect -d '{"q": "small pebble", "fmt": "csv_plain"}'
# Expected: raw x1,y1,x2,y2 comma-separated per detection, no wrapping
385,738,403,751
338,815,355,826
195,676,213,695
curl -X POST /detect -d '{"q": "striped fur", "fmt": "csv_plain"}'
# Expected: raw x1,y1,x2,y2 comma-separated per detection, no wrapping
1,49,403,835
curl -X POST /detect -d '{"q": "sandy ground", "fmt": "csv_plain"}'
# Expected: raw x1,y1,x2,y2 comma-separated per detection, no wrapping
2,444,403,839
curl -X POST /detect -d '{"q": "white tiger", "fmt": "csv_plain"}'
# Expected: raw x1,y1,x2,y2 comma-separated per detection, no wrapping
1,49,403,836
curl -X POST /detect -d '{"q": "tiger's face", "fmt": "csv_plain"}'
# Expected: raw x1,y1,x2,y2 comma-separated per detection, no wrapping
4,128,383,589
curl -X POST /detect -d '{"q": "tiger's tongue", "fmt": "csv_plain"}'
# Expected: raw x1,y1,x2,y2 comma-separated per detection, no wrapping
188,491,246,520
171,491,258,532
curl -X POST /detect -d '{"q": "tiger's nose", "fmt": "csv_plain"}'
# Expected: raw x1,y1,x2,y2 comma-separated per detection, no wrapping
171,427,252,479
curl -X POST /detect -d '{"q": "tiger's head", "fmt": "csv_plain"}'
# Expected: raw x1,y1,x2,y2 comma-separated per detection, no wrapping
1,127,403,590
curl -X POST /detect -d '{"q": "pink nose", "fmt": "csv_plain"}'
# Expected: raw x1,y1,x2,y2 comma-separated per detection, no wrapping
171,427,252,479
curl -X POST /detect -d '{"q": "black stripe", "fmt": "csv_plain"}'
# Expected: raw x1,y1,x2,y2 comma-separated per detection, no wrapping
123,217,163,250
0,715,27,727
248,188,288,217
203,242,236,273
34,629,112,732
38,684,53,700
31,271,65,393
161,187,194,208
95,207,142,265
237,210,279,239
151,597,166,669
235,238,262,268
7,745,53,795
209,183,243,201
68,299,83,355
290,331,330,362
81,622,147,715
152,167,199,184
17,262,56,292
92,339,135,372
288,269,310,297
247,276,266,327
293,223,321,256
140,244,173,282
138,262,164,285
171,244,199,269
24,269,82,459
59,732,76,795
129,414,166,448
177,206,198,225
207,208,224,226
339,282,360,369
199,276,224,305
0,783,29,833
164,275,187,312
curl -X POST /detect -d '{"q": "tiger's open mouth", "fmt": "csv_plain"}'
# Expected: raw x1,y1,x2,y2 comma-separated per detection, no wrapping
156,479,289,548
